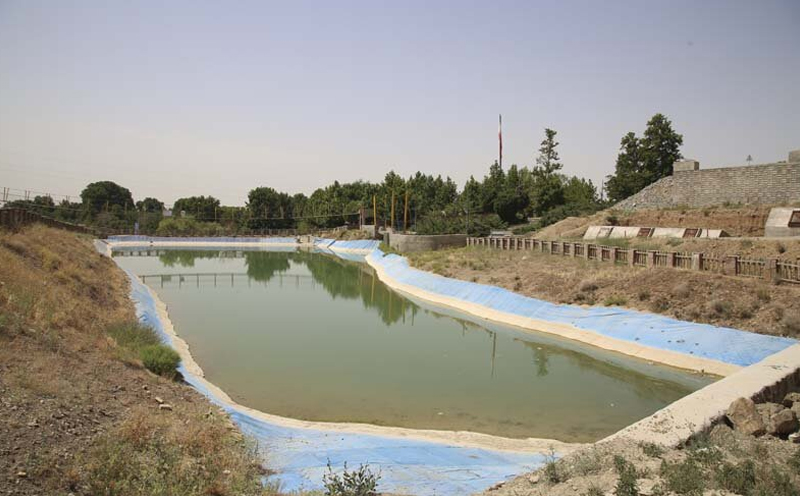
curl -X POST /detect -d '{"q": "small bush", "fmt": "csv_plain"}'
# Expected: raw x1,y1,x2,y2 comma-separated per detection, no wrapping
708,299,732,317
579,281,599,293
543,449,564,484
604,295,628,307
323,461,380,496
650,297,670,313
107,321,162,351
789,447,800,473
637,290,651,301
782,311,800,335
140,344,181,379
660,458,705,495
613,455,639,496
674,282,691,298
715,460,756,495
584,485,604,496
640,441,665,458
753,467,798,496
756,287,771,303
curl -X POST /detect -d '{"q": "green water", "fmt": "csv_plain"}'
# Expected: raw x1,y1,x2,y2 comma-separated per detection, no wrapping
114,248,714,442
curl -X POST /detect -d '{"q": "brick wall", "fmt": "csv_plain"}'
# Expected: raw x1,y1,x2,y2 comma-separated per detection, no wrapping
614,162,800,210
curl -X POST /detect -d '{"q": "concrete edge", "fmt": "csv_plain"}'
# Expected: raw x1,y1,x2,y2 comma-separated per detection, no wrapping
601,343,800,446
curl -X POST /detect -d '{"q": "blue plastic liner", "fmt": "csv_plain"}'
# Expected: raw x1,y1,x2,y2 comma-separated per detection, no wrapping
369,250,796,367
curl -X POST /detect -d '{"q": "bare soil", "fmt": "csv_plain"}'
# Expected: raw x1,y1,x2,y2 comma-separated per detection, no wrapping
0,225,274,495
408,248,800,338
537,204,791,239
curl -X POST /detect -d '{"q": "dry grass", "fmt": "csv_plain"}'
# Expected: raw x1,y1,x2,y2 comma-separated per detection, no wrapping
408,246,800,337
483,425,800,496
0,225,282,495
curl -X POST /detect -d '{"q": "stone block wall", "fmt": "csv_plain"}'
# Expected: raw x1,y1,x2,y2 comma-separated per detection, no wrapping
614,161,800,210
387,233,467,253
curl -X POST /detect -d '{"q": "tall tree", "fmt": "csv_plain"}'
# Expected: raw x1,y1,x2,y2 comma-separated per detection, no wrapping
172,196,220,221
605,114,683,203
80,181,134,215
640,113,683,184
605,132,644,203
535,128,562,174
528,128,565,214
136,197,164,213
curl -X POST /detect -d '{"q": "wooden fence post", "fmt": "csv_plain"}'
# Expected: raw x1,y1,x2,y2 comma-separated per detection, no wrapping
724,255,739,276
647,251,656,268
692,253,703,271
666,252,676,268
765,258,778,282
629,249,636,267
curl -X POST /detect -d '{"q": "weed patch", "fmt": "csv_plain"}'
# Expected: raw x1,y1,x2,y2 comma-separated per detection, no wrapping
140,345,181,379
323,461,381,496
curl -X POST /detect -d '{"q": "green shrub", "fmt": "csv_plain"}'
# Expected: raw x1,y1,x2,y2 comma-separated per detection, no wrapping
613,455,639,496
584,486,604,496
107,321,162,351
604,295,628,307
708,299,732,316
140,344,181,379
322,461,380,496
753,467,799,496
414,213,506,237
789,447,800,473
543,448,564,484
155,217,225,237
715,460,756,495
660,458,705,495
640,441,664,458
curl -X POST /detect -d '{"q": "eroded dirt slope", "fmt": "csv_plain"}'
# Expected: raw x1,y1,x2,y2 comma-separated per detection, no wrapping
0,225,272,495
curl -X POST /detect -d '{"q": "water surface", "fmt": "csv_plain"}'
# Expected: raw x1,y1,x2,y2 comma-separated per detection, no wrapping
114,248,714,442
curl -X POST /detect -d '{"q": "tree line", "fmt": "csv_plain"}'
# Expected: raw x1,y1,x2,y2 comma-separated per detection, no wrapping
4,113,683,236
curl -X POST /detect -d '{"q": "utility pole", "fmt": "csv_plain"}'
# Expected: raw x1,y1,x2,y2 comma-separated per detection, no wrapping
390,191,395,232
372,195,377,238
403,190,409,233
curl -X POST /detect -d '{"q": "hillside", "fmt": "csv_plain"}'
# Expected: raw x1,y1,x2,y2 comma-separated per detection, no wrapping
0,226,275,495
537,204,779,239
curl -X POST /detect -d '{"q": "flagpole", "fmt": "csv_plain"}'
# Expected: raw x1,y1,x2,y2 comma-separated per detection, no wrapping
498,114,503,168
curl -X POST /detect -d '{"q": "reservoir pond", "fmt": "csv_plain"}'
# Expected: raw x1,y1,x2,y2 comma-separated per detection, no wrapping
114,248,714,442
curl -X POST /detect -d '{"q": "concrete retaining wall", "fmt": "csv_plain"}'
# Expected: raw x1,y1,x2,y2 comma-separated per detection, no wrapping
765,208,800,237
615,161,800,210
387,233,467,253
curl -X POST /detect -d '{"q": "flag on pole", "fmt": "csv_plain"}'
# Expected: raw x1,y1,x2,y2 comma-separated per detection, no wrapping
498,114,503,167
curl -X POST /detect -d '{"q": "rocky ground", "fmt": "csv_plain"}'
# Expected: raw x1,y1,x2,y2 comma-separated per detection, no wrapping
408,247,800,338
483,393,800,496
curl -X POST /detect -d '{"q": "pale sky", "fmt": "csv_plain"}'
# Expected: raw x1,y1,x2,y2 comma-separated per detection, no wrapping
1,0,798,206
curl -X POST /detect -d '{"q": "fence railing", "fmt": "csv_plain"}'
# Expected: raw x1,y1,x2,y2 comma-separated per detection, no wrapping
466,236,800,285
0,208,99,236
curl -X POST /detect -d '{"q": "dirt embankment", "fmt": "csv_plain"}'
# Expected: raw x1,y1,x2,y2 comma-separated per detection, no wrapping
484,421,800,496
537,204,784,239
408,248,800,338
0,226,274,495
